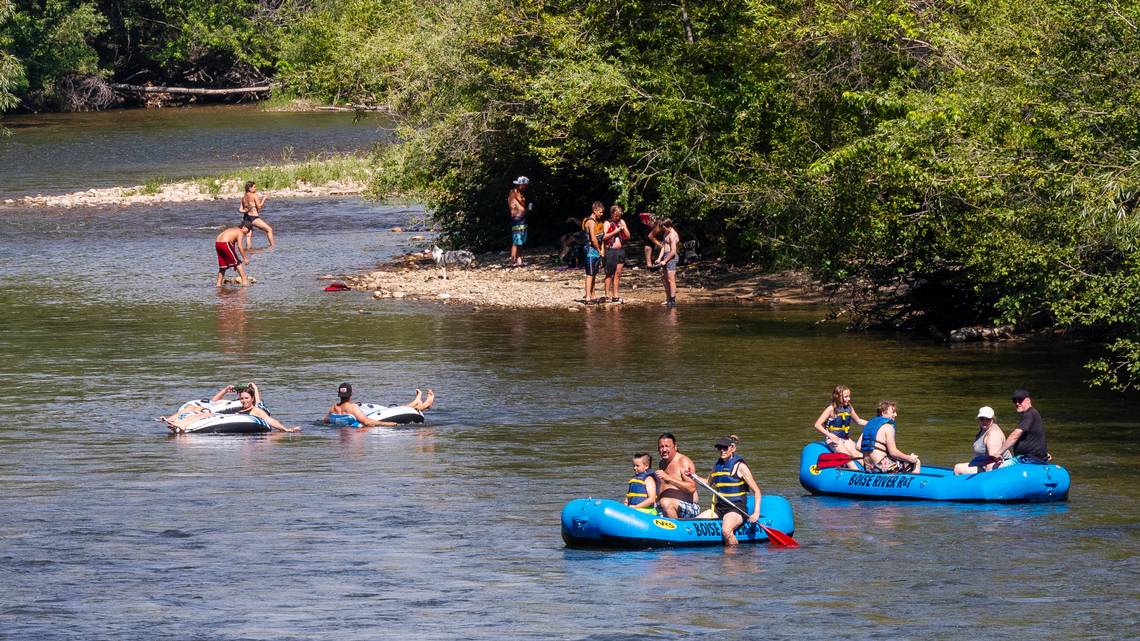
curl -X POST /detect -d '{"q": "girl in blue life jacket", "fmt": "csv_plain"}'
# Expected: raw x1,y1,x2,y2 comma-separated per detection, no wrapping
694,435,763,546
858,400,921,473
624,453,658,514
813,385,868,470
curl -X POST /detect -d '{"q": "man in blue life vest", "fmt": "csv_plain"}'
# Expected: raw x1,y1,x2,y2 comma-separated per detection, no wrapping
624,453,658,514
998,389,1050,463
858,400,921,473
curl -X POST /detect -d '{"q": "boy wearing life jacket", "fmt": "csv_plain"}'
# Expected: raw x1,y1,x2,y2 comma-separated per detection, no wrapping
858,400,921,473
625,453,658,514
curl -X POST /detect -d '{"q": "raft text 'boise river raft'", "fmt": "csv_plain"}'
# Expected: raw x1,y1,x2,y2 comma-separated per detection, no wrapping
799,442,1070,502
561,495,795,548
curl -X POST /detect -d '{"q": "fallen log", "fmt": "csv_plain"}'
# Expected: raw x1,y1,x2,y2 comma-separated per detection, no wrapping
110,83,271,96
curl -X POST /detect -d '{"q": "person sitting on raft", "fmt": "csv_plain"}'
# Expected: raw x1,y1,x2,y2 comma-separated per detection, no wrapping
693,435,762,546
858,400,920,473
161,382,300,433
624,453,658,514
953,406,1013,475
323,382,435,427
813,384,868,470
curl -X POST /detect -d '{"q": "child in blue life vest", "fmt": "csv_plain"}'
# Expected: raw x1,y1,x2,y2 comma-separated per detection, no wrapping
625,453,659,514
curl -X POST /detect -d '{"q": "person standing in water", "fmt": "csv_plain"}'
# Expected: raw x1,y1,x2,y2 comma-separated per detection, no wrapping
239,181,274,249
215,223,252,286
507,176,530,267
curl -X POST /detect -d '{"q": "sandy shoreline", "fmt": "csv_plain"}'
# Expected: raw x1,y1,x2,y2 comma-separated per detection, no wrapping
4,178,365,209
335,247,829,310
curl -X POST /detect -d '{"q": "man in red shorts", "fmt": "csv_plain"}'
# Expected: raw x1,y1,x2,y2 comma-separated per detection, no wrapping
215,223,252,286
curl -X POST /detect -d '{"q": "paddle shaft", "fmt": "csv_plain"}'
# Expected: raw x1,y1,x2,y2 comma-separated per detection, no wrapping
687,471,799,547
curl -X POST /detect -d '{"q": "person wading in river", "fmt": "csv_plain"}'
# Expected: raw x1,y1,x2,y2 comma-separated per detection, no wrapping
239,181,274,249
215,223,252,286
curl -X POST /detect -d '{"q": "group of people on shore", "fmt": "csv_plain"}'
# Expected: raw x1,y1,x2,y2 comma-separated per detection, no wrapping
624,433,763,545
813,385,1050,474
506,176,682,306
159,382,434,433
214,181,275,286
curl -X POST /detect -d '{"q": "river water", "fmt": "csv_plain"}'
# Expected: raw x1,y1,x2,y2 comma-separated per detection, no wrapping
0,109,1137,640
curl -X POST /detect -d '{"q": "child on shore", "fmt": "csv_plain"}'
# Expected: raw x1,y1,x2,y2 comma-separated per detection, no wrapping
625,453,658,514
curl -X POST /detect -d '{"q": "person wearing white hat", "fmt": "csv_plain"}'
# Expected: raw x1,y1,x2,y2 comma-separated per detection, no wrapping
953,405,1012,475
507,176,530,267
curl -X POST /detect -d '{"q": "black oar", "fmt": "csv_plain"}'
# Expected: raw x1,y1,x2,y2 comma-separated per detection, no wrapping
686,472,799,548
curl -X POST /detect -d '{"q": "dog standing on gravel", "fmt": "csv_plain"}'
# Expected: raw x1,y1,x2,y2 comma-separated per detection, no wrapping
432,245,476,279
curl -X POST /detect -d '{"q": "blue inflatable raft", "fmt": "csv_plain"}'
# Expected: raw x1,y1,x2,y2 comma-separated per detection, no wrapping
799,441,1070,503
561,495,796,548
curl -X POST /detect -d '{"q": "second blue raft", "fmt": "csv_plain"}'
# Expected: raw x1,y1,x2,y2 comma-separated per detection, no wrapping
799,441,1070,502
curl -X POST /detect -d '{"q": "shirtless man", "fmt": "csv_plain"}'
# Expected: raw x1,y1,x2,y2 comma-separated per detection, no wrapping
654,219,680,306
507,176,529,267
654,432,699,519
215,223,252,286
239,181,274,249
639,212,662,267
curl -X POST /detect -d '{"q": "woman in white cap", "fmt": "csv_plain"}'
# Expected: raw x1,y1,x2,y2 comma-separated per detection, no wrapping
953,406,1012,475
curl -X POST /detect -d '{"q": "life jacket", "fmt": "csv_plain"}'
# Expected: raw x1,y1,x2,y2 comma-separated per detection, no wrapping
625,470,654,506
826,404,854,438
860,416,896,454
710,454,748,508
327,413,361,427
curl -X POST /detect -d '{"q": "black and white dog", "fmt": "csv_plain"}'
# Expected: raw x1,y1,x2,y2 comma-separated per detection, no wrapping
432,245,476,279
678,239,701,265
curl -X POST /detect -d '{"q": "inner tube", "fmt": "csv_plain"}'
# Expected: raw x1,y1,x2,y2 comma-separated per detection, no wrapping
328,403,425,427
164,399,271,434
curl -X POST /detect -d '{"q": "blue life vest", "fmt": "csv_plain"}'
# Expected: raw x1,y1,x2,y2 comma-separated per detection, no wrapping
860,416,896,454
826,404,854,438
327,413,361,427
626,470,654,506
710,454,748,508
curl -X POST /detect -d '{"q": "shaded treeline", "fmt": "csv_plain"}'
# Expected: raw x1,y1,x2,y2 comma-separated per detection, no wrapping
3,0,1140,391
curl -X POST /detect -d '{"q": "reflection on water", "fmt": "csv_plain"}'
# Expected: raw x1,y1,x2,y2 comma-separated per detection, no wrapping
0,200,1137,640
214,287,250,355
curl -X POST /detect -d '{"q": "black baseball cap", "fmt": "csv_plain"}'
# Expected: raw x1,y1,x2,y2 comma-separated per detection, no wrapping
337,382,352,399
715,436,735,448
1011,389,1030,402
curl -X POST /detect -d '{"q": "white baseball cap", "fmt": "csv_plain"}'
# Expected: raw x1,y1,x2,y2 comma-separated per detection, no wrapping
977,406,995,419
513,176,530,185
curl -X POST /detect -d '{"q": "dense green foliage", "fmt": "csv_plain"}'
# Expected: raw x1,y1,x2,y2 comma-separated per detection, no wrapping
0,0,284,110
3,0,1139,390
271,0,1139,389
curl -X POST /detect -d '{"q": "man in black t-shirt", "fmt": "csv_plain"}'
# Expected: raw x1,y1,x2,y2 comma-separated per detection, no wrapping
999,388,1049,463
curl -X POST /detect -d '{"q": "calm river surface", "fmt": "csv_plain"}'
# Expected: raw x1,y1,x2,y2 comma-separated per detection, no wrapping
1,111,1137,640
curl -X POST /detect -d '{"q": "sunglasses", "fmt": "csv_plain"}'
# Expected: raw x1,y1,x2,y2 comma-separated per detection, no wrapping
1012,397,1026,404
715,445,730,450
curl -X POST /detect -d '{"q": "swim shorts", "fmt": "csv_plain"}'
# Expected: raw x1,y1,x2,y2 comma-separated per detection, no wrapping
584,247,602,276
511,217,528,246
675,500,701,519
664,256,678,272
714,500,747,519
242,213,262,225
215,241,242,269
604,247,625,276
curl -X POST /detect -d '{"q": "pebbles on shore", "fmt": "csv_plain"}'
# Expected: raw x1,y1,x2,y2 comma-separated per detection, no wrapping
10,178,364,209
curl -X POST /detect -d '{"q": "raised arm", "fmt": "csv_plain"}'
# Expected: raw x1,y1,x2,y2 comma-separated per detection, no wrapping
211,385,234,402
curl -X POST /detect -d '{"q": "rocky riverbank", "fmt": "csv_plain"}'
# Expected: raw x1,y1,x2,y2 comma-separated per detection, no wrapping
333,248,828,309
6,177,364,209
